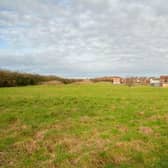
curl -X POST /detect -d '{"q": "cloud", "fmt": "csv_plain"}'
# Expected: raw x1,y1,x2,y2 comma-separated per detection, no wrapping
0,0,168,77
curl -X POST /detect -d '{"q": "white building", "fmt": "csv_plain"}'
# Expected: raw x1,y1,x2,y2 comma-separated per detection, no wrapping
150,78,160,87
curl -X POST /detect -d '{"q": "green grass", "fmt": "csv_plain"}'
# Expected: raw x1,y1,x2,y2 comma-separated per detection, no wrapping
0,83,168,168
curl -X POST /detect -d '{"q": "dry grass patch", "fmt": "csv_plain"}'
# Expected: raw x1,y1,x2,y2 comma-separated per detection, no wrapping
40,128,114,166
90,150,129,168
86,129,111,149
1,119,28,136
13,139,38,154
79,116,93,124
149,114,168,122
0,152,8,167
115,140,150,153
112,153,129,165
49,120,74,130
116,125,128,133
73,79,93,85
138,111,145,116
57,136,83,154
41,80,63,85
35,129,49,141
139,126,153,135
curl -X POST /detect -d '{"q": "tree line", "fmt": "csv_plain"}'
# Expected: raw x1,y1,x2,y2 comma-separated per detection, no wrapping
0,69,78,87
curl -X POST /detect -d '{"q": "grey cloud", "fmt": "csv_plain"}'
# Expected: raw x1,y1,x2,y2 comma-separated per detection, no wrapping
0,0,168,77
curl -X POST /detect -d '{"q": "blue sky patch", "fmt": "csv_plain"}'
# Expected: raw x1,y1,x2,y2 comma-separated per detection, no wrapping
0,39,9,49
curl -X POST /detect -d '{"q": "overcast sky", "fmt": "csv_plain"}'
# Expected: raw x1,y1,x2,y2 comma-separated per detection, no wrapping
0,0,168,77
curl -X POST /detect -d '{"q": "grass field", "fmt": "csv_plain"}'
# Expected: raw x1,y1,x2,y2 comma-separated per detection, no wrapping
0,83,168,168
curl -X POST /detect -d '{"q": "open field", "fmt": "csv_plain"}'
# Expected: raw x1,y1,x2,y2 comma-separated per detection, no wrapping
0,83,168,168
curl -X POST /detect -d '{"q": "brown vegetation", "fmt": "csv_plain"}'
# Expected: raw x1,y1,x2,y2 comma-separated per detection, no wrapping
0,69,82,87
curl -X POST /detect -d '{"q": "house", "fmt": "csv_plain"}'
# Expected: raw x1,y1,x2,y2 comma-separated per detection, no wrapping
150,78,160,87
160,76,168,87
123,77,150,86
112,77,121,84
138,77,150,85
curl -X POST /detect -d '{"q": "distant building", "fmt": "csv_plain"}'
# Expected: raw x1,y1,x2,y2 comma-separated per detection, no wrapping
160,76,168,87
123,77,150,86
112,77,121,84
139,77,150,85
150,78,160,87
93,76,121,84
